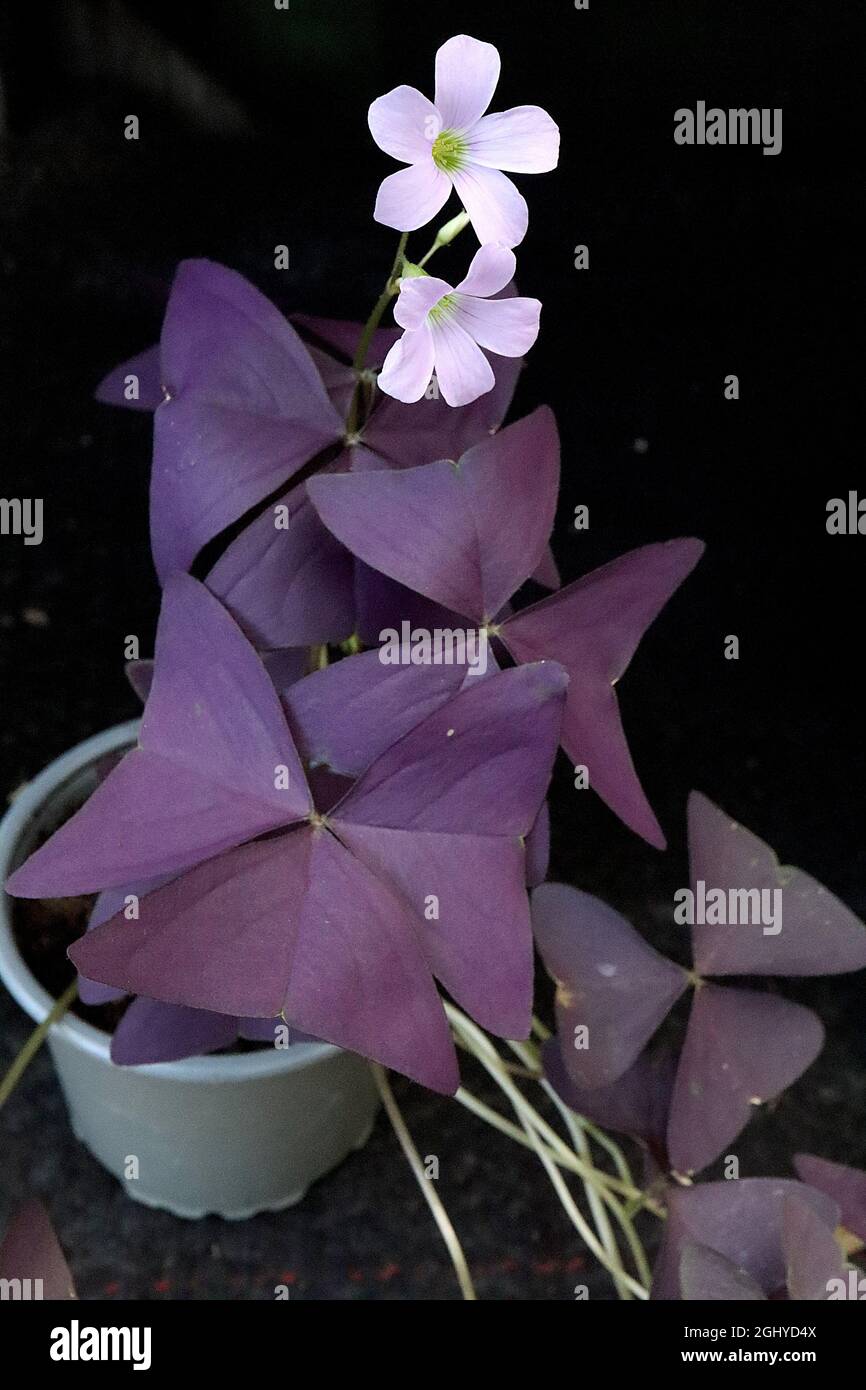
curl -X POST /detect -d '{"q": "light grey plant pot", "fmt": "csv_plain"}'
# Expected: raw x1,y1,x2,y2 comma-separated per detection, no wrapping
0,721,380,1220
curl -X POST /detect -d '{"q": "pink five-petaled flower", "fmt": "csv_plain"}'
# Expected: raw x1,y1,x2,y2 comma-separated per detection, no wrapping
369,34,559,247
378,243,540,408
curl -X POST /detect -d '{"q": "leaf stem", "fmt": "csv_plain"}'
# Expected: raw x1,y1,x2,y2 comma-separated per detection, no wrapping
0,979,78,1111
507,1036,634,1299
445,1005,649,1296
370,1062,477,1301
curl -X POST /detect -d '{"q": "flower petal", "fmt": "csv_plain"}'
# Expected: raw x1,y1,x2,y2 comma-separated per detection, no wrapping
368,84,442,162
454,242,516,297
467,105,560,172
434,35,500,131
430,317,495,407
373,160,451,232
378,326,436,404
366,353,522,467
393,275,452,331
451,163,528,247
454,293,541,356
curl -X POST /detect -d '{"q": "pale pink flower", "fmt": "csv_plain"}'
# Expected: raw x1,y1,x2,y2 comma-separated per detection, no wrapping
369,34,559,248
377,243,540,408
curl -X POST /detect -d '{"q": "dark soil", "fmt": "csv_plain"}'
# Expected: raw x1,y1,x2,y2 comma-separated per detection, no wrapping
11,883,269,1053
11,890,129,1033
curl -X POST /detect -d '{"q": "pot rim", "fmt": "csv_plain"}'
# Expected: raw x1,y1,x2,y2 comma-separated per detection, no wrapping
0,720,340,1080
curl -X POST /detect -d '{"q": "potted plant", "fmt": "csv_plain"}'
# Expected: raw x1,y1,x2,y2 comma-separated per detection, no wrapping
3,32,866,1299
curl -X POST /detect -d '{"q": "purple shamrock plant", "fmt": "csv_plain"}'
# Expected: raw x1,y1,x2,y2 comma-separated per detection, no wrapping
3,32,864,1303
12,575,566,1093
307,406,704,847
537,792,866,1296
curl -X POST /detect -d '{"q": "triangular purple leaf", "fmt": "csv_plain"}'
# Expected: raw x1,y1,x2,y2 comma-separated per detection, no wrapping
308,408,559,623
283,649,475,779
206,483,355,648
110,998,238,1065
502,539,705,848
95,344,163,412
8,577,311,896
652,1178,839,1299
336,824,532,1038
0,1200,76,1300
793,1153,866,1243
71,834,310,1019
283,829,458,1092
688,791,866,978
679,1241,767,1300
531,883,687,1088
667,984,824,1176
543,1038,676,1152
781,1194,845,1300
149,259,342,578
334,661,566,836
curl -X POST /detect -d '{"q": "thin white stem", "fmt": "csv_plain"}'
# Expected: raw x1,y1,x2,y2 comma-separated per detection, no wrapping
447,1006,640,1200
370,1063,476,1301
507,1037,632,1299
540,1073,653,1289
445,1006,648,1297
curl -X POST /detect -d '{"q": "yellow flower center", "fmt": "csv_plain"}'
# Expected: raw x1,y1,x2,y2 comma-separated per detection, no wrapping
432,129,468,174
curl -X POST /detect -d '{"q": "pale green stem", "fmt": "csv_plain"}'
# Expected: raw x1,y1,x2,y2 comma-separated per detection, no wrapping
507,1036,633,1299
370,1063,477,1301
511,1031,643,1209
526,1014,657,1216
448,1006,640,1200
453,1084,647,1207
445,1005,648,1296
453,1085,579,1165
416,210,471,268
345,231,409,437
0,979,78,1111
514,1099,648,1300
583,1117,641,1194
541,1070,653,1289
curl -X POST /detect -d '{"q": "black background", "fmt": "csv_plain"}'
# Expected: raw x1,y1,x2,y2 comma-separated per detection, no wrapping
1,0,864,1300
